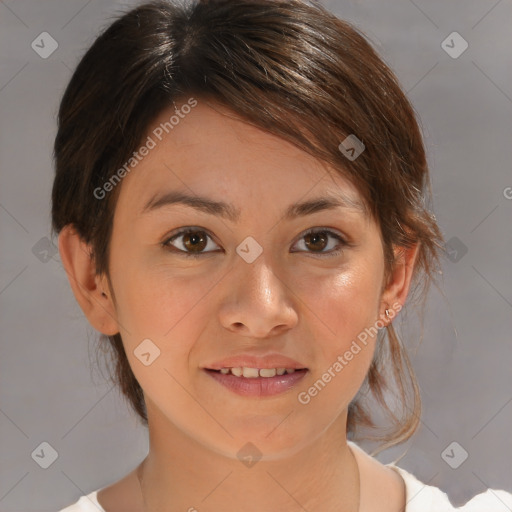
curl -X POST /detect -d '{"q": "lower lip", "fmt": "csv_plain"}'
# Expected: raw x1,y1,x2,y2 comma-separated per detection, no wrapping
204,369,308,397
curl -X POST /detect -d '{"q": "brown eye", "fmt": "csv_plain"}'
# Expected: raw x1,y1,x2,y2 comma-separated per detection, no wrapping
182,231,208,251
163,228,219,257
163,227,347,258
304,231,329,252
293,228,347,257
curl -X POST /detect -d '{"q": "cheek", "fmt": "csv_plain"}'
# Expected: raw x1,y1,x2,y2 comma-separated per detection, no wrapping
297,261,383,390
109,233,204,335
112,269,209,413
304,263,383,343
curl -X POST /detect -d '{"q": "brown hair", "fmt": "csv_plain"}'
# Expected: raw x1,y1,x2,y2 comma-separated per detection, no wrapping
51,0,444,454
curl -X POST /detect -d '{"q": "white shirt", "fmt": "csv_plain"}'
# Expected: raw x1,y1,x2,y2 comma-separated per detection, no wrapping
58,450,512,511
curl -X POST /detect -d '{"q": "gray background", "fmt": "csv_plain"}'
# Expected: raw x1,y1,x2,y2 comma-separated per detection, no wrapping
0,0,511,510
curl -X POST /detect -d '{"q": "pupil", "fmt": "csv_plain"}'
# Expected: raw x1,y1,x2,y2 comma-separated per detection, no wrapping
186,232,206,251
307,232,326,251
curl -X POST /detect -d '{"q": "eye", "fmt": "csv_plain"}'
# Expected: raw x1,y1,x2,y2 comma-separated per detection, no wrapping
162,227,348,258
292,228,347,257
162,228,220,258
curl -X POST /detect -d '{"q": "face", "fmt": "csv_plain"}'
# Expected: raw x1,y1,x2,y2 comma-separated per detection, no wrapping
104,99,392,459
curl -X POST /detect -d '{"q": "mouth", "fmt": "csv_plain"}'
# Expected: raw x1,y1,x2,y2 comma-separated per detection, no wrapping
206,367,307,377
203,367,309,397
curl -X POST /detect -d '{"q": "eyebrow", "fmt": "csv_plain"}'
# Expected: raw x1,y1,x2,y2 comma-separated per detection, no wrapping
140,190,367,222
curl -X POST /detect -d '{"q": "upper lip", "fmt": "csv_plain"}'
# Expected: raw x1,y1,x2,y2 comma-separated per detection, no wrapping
204,354,307,370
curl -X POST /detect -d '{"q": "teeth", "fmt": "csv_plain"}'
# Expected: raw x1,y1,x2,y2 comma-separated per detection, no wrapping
242,367,260,378
231,367,243,377
217,367,300,377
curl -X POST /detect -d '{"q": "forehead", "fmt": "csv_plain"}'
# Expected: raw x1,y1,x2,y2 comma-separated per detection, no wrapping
115,100,369,219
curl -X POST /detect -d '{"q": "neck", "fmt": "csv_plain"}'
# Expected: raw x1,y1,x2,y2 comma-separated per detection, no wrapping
136,407,360,512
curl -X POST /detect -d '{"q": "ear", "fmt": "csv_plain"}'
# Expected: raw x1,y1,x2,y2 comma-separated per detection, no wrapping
380,243,420,319
58,224,119,336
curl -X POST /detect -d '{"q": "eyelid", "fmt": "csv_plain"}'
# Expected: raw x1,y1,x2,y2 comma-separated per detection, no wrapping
298,227,348,245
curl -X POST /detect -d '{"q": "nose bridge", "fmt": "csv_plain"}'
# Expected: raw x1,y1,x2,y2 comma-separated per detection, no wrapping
219,241,297,337
235,243,282,306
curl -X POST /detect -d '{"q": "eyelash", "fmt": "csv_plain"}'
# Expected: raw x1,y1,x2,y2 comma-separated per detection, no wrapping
161,227,348,259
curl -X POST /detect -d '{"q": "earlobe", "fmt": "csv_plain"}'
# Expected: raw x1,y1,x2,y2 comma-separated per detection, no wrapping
381,243,420,319
58,225,119,336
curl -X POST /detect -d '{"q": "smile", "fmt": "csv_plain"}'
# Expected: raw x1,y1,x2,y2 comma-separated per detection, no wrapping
204,367,308,397
216,367,303,378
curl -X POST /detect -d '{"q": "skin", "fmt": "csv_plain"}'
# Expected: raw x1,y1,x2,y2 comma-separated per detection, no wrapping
59,100,418,512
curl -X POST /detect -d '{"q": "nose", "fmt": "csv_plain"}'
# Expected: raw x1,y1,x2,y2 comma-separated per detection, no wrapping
218,254,299,339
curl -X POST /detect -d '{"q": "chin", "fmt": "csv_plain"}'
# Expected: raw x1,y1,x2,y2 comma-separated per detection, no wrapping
203,419,320,462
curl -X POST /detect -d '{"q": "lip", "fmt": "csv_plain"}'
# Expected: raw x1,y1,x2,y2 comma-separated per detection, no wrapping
204,368,308,397
203,353,307,371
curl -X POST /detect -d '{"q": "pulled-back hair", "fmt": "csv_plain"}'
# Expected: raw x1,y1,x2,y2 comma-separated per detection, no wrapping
52,0,443,455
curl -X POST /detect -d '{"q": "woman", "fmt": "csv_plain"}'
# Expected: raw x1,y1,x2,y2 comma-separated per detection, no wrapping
53,0,512,510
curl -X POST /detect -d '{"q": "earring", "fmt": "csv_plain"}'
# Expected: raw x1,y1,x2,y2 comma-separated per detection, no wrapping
385,308,390,318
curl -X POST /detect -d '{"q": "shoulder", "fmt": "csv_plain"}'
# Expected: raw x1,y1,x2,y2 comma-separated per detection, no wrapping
387,463,512,511
348,440,512,512
58,490,105,512
57,467,141,512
